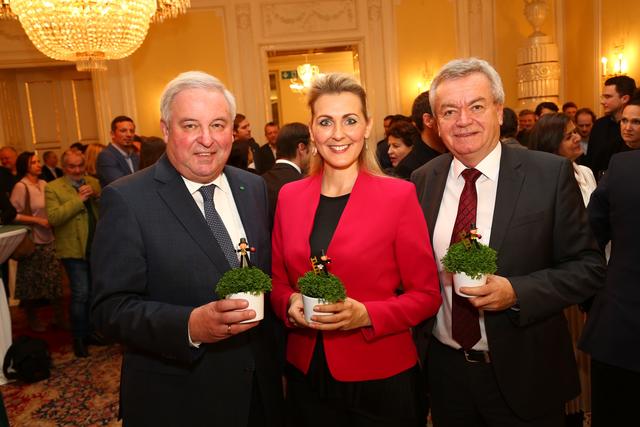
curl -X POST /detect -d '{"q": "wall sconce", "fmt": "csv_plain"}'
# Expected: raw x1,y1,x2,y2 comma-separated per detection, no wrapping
601,50,629,78
416,62,433,94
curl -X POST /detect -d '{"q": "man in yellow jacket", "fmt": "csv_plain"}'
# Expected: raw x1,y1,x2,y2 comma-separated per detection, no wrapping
45,149,100,357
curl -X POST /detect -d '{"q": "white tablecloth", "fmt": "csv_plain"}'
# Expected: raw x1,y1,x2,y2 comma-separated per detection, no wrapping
0,226,28,385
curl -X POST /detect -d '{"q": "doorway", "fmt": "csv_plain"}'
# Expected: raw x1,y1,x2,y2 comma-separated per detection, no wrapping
266,45,360,125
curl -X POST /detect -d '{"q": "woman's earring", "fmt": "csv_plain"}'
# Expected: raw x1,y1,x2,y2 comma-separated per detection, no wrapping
312,146,318,156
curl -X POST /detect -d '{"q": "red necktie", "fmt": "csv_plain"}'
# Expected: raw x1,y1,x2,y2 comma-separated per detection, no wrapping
451,168,482,350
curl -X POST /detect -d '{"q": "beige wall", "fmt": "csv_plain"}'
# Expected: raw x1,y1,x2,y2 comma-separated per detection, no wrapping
600,0,639,100
129,10,229,137
563,0,597,111
394,0,457,116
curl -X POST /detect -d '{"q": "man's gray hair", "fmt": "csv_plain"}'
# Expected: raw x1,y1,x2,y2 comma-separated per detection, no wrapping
160,71,237,124
61,149,84,167
429,58,505,111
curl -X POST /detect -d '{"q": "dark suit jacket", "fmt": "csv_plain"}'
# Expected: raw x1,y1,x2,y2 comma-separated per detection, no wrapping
261,162,302,227
254,144,276,175
40,166,63,182
91,155,283,427
0,167,17,196
96,143,140,188
583,115,629,179
580,150,640,373
411,145,605,420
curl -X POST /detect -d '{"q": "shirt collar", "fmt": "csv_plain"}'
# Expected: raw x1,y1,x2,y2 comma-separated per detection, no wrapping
112,143,130,158
275,159,301,173
451,141,501,182
182,172,231,196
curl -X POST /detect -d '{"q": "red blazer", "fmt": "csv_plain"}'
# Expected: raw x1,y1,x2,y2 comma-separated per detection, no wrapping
271,171,441,381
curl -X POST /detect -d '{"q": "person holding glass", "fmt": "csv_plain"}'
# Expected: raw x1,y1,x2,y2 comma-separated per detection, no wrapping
270,73,441,427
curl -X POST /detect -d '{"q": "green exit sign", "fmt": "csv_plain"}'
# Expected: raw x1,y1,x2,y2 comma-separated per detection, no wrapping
281,70,298,79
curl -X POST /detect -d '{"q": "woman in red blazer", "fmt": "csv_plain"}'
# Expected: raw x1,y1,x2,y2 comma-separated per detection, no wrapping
270,73,441,427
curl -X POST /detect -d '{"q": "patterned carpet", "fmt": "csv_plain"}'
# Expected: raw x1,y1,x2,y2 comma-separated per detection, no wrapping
2,344,122,426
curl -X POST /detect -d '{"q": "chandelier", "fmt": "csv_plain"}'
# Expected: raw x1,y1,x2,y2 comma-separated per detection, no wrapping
10,0,189,71
153,0,189,23
0,0,16,19
289,63,321,94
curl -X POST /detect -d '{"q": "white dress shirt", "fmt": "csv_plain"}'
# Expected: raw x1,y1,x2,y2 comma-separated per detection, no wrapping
182,172,248,347
112,143,135,173
274,158,302,174
181,173,247,260
432,143,502,351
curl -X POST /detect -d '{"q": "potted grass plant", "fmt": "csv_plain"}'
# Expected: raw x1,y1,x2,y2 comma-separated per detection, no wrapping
441,226,497,298
297,252,346,323
215,238,272,322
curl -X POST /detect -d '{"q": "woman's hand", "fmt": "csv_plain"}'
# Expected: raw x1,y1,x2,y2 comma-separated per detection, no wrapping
308,297,371,331
287,293,309,328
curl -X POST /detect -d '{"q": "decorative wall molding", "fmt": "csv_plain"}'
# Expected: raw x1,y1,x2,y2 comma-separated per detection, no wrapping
220,0,398,142
367,0,381,21
261,1,357,37
454,0,496,62
236,3,251,30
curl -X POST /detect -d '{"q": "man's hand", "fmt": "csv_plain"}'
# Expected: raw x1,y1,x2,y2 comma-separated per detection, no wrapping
77,184,95,202
188,299,259,344
460,274,517,311
308,297,371,331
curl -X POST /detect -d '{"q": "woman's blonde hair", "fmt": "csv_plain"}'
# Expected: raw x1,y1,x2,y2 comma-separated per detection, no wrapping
306,73,382,176
85,143,106,177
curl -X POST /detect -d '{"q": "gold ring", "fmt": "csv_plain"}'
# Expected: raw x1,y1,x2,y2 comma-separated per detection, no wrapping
226,324,231,335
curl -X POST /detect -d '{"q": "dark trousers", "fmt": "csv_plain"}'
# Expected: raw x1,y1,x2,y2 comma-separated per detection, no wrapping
591,358,640,427
61,258,91,339
285,364,425,427
428,339,563,427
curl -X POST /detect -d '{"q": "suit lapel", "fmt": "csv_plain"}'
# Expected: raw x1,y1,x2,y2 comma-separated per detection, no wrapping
225,167,257,247
425,155,452,239
154,156,231,269
109,144,133,175
489,147,525,252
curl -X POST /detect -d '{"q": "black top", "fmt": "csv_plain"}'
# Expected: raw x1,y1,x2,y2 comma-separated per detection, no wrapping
583,115,629,179
299,193,350,396
309,193,350,257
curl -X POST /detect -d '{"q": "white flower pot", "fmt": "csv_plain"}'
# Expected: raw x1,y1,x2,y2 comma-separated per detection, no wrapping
225,292,264,323
453,273,487,298
302,295,333,323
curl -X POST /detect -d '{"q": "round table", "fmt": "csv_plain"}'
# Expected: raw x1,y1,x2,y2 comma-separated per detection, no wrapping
0,226,28,385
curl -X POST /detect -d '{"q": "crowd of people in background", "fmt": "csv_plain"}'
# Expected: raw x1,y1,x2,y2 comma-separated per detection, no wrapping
0,116,167,358
0,61,638,427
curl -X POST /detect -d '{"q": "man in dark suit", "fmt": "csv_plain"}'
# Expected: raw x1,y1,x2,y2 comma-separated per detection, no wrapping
40,151,63,182
91,71,283,427
582,75,636,179
261,122,310,227
580,149,640,426
254,121,279,174
96,115,140,188
411,58,605,426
